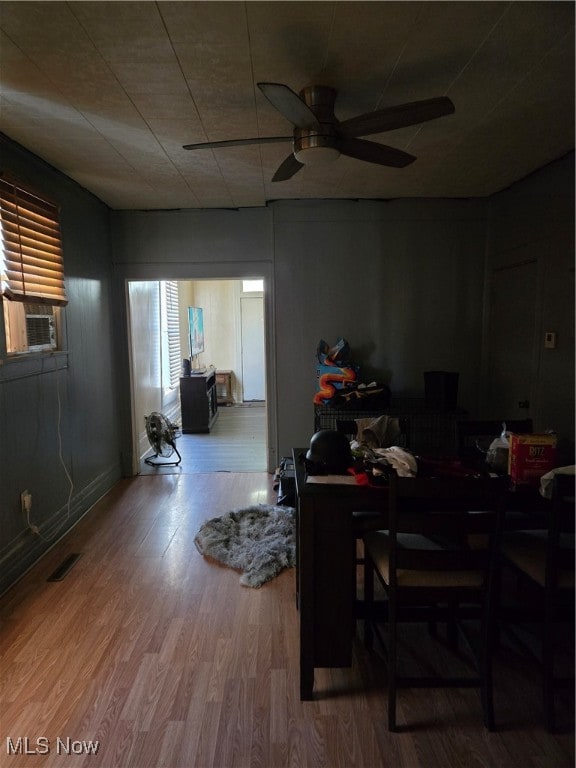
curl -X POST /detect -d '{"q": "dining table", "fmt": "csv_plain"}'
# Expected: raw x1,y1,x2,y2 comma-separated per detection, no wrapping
291,447,550,701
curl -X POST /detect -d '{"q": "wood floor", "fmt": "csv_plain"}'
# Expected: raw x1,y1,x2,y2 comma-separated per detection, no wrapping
140,404,267,475
0,472,573,768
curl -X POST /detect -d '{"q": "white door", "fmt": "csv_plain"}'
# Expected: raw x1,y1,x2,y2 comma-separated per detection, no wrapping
240,296,265,401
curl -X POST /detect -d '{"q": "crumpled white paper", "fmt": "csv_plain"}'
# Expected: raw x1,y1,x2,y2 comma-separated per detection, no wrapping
372,446,418,477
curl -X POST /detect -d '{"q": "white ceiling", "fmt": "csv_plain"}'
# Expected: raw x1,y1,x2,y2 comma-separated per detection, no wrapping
0,1,573,210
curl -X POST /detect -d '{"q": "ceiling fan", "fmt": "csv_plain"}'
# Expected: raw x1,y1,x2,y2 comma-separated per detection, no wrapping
183,82,455,182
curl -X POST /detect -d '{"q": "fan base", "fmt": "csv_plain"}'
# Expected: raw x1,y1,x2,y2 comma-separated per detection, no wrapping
144,446,182,467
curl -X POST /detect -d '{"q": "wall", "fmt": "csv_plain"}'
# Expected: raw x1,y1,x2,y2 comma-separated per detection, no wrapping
0,135,121,595
178,279,265,404
111,208,277,471
111,198,489,460
272,199,489,455
484,152,575,460
185,280,237,366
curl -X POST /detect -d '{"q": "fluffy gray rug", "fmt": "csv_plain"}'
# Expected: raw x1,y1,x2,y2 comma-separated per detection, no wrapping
194,504,296,588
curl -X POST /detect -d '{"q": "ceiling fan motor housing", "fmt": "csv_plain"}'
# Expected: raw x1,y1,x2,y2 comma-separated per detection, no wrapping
294,86,341,165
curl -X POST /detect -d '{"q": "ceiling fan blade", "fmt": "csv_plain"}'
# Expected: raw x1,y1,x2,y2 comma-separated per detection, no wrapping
257,82,321,130
338,138,416,168
183,136,292,150
338,96,455,138
271,154,304,182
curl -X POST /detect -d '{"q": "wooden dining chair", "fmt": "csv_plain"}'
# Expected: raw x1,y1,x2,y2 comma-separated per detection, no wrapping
363,474,505,732
499,472,575,731
336,417,411,562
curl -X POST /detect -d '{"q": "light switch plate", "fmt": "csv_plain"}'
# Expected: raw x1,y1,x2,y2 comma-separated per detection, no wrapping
544,331,556,349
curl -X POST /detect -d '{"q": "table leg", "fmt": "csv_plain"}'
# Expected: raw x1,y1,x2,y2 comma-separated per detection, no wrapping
298,495,357,700
300,664,314,700
299,493,315,699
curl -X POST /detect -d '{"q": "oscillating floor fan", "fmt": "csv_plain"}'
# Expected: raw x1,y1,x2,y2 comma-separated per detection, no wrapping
144,412,182,467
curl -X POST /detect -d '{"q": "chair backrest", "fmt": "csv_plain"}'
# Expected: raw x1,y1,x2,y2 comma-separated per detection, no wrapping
456,419,533,456
546,473,575,591
387,474,505,588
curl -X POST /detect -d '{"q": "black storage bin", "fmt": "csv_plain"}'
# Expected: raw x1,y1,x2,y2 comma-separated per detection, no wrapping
424,371,459,411
277,457,296,507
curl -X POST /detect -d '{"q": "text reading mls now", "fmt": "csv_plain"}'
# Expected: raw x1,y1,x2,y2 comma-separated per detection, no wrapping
6,737,100,755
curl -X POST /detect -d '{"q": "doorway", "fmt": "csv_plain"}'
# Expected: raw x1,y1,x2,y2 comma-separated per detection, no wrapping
127,277,271,475
240,281,265,402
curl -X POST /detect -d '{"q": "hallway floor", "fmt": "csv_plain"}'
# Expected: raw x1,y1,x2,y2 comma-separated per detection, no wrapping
140,403,267,475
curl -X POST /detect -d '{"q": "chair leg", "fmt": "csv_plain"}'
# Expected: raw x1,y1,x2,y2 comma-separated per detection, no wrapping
491,566,502,652
542,609,556,732
480,655,495,731
388,603,398,732
363,551,374,650
480,600,496,731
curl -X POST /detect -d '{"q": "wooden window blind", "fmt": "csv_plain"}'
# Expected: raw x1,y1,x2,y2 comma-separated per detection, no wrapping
0,179,67,306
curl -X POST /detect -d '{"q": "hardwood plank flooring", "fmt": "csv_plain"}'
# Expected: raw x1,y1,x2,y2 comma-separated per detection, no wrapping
140,405,267,474
0,472,573,768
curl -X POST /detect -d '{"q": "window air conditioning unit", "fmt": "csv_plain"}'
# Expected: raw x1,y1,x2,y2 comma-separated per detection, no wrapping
24,304,57,351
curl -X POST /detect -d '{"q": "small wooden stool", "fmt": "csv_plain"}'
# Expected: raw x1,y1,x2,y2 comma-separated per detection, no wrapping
215,370,234,406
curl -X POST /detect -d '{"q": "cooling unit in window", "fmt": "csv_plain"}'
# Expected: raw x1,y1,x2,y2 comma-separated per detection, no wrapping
24,304,56,351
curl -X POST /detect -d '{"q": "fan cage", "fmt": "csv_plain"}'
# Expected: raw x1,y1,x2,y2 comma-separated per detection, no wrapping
145,412,182,466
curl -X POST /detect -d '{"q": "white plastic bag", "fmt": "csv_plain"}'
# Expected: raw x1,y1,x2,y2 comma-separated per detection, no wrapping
486,423,509,473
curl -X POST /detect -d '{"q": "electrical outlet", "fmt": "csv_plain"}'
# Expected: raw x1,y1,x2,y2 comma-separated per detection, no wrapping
20,490,32,514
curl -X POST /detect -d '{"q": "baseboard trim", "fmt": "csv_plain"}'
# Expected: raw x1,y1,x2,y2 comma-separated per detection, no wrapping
0,463,121,597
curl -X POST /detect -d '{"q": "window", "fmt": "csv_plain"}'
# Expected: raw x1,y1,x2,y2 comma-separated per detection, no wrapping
160,280,181,389
1,179,67,354
242,279,264,293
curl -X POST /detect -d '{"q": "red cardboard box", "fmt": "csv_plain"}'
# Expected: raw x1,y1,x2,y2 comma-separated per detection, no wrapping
508,433,557,486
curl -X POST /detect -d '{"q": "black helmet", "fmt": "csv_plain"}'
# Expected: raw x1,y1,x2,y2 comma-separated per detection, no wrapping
305,430,352,475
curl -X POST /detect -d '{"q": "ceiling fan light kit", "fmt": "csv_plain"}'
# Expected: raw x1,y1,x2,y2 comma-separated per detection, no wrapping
294,140,341,166
183,82,455,182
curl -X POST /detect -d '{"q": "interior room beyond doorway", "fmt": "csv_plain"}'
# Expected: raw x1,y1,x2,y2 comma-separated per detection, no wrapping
128,278,268,476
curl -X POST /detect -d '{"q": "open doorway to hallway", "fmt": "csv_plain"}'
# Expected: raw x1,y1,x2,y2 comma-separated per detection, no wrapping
240,280,266,402
127,278,268,475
